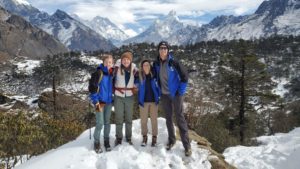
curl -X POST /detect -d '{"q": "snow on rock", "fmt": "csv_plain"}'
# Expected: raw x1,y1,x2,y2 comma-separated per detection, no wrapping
223,127,300,169
15,118,212,169
273,9,300,36
271,77,289,97
79,55,103,66
13,60,41,76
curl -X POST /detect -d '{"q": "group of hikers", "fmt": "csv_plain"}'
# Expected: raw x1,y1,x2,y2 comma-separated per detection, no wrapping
88,41,192,157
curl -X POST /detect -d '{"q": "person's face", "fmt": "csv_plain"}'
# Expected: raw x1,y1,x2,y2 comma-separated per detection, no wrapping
122,57,131,68
159,45,168,61
104,58,113,69
142,62,151,75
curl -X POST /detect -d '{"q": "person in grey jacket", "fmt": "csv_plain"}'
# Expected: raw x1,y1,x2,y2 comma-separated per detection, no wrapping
153,41,192,157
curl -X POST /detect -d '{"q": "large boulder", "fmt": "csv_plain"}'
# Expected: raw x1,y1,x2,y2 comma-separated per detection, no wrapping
38,90,90,120
0,93,29,111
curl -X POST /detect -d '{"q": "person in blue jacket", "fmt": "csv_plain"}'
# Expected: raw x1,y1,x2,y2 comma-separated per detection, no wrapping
89,54,114,153
153,41,192,157
138,59,160,147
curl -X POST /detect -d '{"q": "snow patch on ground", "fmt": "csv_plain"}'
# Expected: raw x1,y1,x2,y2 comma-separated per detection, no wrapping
271,77,289,97
224,127,300,169
13,60,41,76
79,55,103,66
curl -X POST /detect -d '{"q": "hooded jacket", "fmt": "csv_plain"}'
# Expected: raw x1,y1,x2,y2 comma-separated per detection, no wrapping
153,54,188,97
138,74,160,106
89,64,113,104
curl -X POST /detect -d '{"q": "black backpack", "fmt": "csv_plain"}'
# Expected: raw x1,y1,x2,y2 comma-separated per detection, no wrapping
88,69,103,94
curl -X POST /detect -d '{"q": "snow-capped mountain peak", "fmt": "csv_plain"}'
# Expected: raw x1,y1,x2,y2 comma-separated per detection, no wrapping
14,0,30,6
124,10,193,45
166,10,179,21
52,9,73,20
0,0,31,7
75,15,129,47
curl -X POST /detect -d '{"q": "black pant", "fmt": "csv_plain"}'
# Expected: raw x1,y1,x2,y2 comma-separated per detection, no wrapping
161,94,191,150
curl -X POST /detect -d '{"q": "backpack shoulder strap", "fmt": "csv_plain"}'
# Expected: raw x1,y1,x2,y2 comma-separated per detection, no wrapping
169,59,188,83
96,70,103,93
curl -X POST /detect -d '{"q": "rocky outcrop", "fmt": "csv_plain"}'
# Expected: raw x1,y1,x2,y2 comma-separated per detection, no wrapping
0,93,29,111
176,129,236,169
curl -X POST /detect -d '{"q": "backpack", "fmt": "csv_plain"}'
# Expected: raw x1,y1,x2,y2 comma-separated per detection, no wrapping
88,69,103,94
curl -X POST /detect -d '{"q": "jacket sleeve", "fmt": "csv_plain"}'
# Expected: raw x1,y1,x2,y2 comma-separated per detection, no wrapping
173,60,188,95
89,93,98,105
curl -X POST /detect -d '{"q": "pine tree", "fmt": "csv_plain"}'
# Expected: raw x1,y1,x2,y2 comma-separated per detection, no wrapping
217,40,277,144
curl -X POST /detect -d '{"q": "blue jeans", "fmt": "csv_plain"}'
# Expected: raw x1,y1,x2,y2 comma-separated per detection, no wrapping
93,103,112,143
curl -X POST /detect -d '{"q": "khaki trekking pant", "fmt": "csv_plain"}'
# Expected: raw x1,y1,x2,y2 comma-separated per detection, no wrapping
114,95,134,139
139,102,158,136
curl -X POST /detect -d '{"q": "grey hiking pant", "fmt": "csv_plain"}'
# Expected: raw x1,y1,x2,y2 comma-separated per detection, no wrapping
114,95,134,140
161,94,191,150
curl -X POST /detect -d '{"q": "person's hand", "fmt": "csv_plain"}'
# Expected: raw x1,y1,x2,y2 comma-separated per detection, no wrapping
95,102,105,112
132,87,138,94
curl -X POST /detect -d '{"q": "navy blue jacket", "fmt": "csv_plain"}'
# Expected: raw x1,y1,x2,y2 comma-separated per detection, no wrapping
138,75,160,106
89,64,113,104
153,54,188,98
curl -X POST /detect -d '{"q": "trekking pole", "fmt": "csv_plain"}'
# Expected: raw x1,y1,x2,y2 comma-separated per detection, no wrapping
88,101,92,140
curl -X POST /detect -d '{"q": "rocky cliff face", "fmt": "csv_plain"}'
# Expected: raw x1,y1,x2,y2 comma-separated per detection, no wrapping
0,7,68,59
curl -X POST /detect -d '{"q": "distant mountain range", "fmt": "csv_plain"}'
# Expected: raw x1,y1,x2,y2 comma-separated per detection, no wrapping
126,0,300,45
0,0,115,51
0,6,67,59
0,0,299,49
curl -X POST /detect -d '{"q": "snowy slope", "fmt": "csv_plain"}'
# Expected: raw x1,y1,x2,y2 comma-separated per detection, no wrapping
15,118,212,169
199,0,300,42
224,127,300,169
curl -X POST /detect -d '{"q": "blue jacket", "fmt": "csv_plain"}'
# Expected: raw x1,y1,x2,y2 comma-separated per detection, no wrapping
153,54,188,98
89,64,113,104
138,75,160,106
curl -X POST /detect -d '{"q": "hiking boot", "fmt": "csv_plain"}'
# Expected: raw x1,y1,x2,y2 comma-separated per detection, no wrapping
94,142,102,153
185,148,192,157
166,141,175,150
151,136,157,147
141,135,147,147
126,138,133,145
104,139,111,152
115,138,122,146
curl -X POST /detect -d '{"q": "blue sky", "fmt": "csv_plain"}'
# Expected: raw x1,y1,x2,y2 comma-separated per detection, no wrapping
25,0,265,37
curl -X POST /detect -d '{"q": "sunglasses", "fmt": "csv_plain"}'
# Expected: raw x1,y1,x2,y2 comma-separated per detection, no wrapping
159,47,168,50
